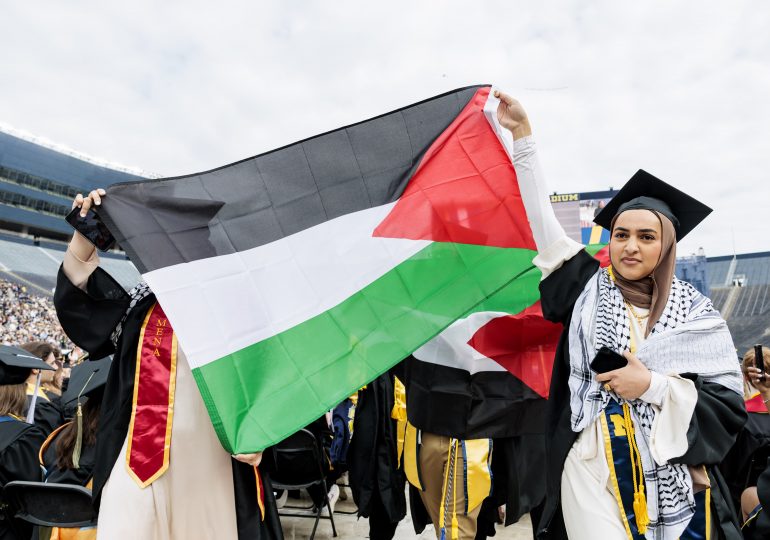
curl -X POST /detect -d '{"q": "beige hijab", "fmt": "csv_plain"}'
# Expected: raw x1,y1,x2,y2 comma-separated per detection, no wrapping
610,210,677,336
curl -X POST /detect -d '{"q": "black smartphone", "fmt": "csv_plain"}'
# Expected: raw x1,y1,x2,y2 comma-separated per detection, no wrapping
65,206,116,251
590,346,628,374
755,344,765,382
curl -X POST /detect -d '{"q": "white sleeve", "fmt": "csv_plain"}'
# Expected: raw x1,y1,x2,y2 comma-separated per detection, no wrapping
638,371,669,406
648,375,698,465
511,136,584,279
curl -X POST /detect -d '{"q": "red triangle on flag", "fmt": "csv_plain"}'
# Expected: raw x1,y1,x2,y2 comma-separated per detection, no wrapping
467,301,561,398
373,87,536,250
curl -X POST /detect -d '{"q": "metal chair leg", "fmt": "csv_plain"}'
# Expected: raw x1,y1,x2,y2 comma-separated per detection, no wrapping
326,497,338,537
309,503,321,540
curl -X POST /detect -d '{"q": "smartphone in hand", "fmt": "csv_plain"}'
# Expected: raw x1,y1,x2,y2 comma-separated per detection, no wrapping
65,206,116,251
590,347,628,374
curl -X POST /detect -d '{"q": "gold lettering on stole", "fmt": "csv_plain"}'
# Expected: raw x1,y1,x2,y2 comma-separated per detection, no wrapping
610,414,627,437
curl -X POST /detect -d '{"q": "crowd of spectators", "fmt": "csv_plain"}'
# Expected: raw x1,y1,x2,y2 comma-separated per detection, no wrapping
0,278,72,349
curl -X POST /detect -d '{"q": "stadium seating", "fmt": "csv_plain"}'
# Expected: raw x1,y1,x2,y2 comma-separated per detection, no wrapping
0,236,139,292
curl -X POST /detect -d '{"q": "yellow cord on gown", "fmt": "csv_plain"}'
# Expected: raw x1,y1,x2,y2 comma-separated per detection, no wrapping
622,402,650,534
451,440,459,539
610,264,650,534
438,440,451,539
438,439,460,540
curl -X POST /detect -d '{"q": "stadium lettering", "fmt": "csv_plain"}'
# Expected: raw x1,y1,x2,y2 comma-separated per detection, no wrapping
550,193,579,202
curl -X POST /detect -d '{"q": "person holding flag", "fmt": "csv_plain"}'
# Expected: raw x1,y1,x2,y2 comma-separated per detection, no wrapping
494,89,746,539
54,190,283,540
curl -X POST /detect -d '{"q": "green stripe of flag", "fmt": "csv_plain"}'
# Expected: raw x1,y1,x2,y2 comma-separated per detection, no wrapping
193,242,536,452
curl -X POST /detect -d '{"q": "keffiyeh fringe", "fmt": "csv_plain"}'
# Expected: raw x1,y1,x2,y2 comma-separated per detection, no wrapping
109,281,152,347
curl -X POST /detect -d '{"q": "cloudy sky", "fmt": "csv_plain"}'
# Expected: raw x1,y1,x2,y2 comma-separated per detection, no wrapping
2,1,768,257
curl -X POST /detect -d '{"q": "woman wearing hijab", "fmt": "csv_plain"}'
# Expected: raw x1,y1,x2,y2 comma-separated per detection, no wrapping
494,89,746,539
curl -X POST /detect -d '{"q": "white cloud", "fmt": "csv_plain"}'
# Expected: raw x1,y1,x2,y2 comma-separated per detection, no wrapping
2,0,768,256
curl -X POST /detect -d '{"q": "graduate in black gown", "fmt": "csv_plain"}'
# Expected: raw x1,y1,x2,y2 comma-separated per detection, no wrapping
0,346,52,540
719,346,770,523
54,189,283,540
495,90,746,539
40,357,110,487
743,456,770,538
348,373,407,540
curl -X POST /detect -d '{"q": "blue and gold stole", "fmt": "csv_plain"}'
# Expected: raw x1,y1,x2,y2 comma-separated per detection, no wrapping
601,398,711,540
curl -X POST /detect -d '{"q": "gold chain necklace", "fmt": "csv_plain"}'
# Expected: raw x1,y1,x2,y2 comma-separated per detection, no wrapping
624,300,649,327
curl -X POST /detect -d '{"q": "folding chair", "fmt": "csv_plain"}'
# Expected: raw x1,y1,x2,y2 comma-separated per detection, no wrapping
267,428,337,539
2,481,97,528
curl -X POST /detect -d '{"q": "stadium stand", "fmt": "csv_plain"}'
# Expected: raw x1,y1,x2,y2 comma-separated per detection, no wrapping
706,251,770,353
0,126,143,297
0,233,140,293
0,126,150,241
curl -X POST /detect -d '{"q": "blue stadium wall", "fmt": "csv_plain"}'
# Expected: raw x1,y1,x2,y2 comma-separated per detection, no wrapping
0,130,145,241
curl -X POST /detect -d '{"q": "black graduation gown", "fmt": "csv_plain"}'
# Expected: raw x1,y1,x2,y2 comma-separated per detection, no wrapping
0,419,46,540
749,457,770,538
54,265,283,540
348,374,407,531
718,411,770,514
536,251,747,539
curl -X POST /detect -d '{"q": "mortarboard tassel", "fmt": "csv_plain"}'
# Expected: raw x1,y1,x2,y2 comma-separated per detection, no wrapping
73,401,83,469
25,371,42,424
73,372,96,469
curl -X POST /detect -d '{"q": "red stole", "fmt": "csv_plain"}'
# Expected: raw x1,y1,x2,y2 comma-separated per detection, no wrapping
126,302,178,487
745,392,768,414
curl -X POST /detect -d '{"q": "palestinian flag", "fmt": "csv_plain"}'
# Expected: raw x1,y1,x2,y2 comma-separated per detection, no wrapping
100,85,545,453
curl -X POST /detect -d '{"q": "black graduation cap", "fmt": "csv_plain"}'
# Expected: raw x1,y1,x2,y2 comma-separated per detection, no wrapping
593,169,712,241
62,357,111,405
0,345,55,386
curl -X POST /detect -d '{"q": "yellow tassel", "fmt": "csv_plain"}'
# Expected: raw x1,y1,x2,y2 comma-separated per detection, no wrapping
72,370,95,470
451,515,459,539
73,402,83,469
622,403,650,535
633,489,649,534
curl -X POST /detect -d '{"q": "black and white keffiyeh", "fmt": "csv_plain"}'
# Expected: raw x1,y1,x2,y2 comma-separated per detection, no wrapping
109,281,152,347
567,267,742,539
